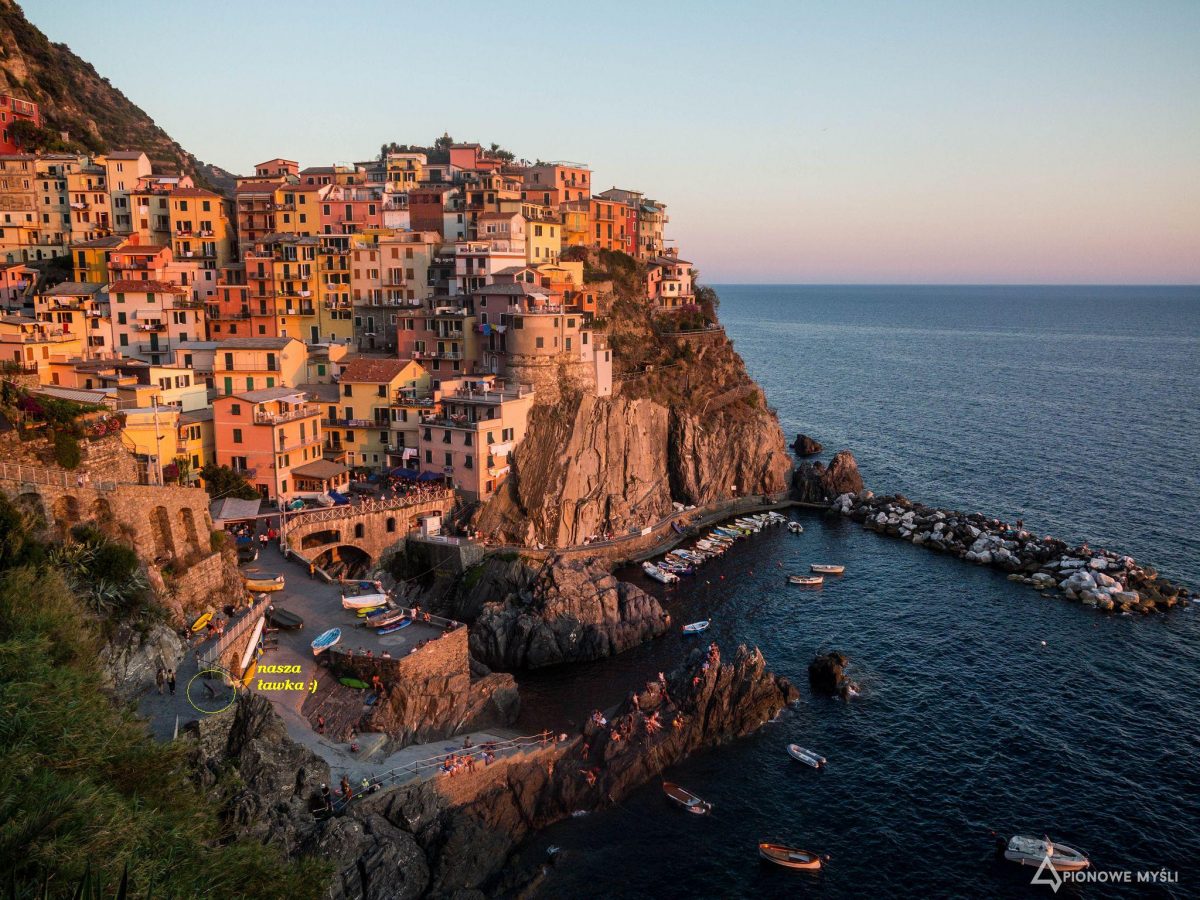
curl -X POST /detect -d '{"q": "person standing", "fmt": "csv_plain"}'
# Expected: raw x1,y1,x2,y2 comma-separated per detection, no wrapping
155,667,165,695
167,669,176,695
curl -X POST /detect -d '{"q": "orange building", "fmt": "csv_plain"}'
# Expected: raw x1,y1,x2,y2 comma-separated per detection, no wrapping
212,386,322,501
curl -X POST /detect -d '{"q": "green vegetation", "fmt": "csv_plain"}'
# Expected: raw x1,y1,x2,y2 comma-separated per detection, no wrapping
198,463,259,501
51,430,80,469
0,494,324,898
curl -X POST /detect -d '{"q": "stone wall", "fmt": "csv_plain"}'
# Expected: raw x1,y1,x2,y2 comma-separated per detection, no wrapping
283,494,455,564
506,354,594,406
322,626,519,748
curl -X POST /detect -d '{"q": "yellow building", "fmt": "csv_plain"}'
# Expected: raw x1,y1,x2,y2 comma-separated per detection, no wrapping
560,200,591,249
65,161,111,242
272,183,321,236
119,405,181,484
523,202,561,265
34,281,111,358
177,407,215,484
329,357,430,470
168,187,236,275
70,234,128,283
0,314,84,377
316,234,354,343
213,336,307,395
385,152,425,188
0,154,41,264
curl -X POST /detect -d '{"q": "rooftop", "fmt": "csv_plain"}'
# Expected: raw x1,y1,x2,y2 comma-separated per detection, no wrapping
214,336,298,350
340,358,419,383
292,459,347,480
43,282,105,297
108,279,188,294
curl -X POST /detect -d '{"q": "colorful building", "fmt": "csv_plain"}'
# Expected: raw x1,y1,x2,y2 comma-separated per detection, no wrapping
108,279,204,365
328,357,431,471
0,95,41,155
0,314,84,376
522,162,591,207
34,282,110,359
212,387,323,502
212,336,307,395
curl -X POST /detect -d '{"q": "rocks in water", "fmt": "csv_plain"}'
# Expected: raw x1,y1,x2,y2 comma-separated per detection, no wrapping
468,557,671,670
829,492,1191,614
792,450,865,503
792,433,823,456
808,651,848,695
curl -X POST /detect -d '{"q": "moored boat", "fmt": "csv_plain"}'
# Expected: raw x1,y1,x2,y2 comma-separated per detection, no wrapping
1003,835,1089,872
311,627,341,655
266,606,304,630
682,619,710,634
642,561,679,584
377,618,412,635
788,574,824,586
365,607,408,628
811,564,845,575
758,842,822,870
787,744,826,768
190,612,213,632
788,522,804,534
244,575,285,592
342,580,388,609
662,781,711,814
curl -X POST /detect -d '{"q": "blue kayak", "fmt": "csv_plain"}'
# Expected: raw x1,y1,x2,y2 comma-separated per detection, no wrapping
311,627,341,655
378,619,412,635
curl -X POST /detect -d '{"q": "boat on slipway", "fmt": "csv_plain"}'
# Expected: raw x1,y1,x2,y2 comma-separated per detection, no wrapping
311,627,341,656
342,580,389,610
243,574,285,592
642,562,679,584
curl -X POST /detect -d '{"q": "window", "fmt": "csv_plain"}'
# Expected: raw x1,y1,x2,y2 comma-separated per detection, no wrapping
354,523,364,539
535,336,544,349
464,456,473,469
230,403,241,415
232,428,243,444
444,452,452,467
424,450,432,463
343,383,352,396
386,517,395,533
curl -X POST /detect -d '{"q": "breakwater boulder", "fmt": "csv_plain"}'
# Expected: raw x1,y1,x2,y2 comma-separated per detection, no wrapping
831,493,1191,613
792,433,823,456
467,557,672,670
793,449,865,503
808,651,848,695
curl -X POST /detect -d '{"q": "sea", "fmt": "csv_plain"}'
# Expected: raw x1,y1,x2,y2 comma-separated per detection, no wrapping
515,286,1200,899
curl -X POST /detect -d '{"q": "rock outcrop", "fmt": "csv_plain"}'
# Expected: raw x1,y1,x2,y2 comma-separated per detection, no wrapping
792,449,865,502
792,433,823,456
475,312,791,548
309,628,520,749
99,622,186,700
464,557,671,670
808,651,848,695
831,492,1192,613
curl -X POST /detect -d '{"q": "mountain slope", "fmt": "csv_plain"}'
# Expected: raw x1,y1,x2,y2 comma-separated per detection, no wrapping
0,0,233,191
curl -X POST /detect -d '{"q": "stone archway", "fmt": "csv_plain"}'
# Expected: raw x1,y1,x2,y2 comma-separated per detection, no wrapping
179,506,201,554
150,506,175,559
300,528,340,550
90,496,114,531
51,494,81,539
312,544,372,580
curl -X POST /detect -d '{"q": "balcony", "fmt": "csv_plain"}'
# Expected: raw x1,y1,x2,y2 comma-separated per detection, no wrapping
282,305,315,317
172,298,204,309
414,350,462,361
134,321,165,332
253,407,315,425
322,417,373,428
136,341,171,354
275,436,321,453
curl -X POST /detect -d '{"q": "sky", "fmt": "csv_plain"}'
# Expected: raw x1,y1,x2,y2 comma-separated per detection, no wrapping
22,0,1200,284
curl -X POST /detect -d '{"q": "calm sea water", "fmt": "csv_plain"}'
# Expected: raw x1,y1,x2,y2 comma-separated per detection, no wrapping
516,286,1200,899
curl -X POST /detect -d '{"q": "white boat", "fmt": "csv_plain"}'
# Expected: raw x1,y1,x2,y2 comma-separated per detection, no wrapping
787,744,826,768
663,781,711,814
1003,835,1089,872
810,564,844,575
682,620,710,634
788,522,804,534
788,574,824,586
642,562,679,584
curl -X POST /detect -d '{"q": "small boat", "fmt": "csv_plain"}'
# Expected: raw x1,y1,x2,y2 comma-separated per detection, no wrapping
1003,835,1090,872
787,522,804,534
339,677,369,690
267,607,304,630
355,605,386,617
366,607,408,628
682,620,710,634
662,782,711,815
244,575,285,592
190,612,213,632
642,562,679,584
758,842,822,870
810,564,845,575
377,618,412,635
311,627,341,655
672,521,687,535
342,581,389,610
788,575,824,586
241,659,258,687
787,744,826,768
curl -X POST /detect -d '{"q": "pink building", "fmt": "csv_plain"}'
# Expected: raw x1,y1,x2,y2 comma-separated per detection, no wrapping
212,386,323,502
645,253,694,309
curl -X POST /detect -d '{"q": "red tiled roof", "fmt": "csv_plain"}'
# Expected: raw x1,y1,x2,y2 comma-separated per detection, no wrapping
340,357,418,383
108,279,188,293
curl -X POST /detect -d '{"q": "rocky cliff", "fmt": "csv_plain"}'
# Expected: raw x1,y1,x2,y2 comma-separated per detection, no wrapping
792,449,865,503
189,644,797,898
0,0,233,188
460,556,672,671
476,294,791,548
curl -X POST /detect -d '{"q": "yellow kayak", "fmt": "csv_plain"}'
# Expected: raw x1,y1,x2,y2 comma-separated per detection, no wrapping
241,659,257,686
190,612,213,632
244,575,285,592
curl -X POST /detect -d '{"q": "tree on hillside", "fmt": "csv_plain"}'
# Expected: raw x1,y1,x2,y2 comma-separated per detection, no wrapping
198,463,259,500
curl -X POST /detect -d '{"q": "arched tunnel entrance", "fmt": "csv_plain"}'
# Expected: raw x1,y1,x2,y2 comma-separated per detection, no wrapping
300,528,341,550
312,544,372,580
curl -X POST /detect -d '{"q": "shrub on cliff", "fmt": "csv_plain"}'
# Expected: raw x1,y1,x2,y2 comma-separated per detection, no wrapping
199,463,260,500
52,430,81,469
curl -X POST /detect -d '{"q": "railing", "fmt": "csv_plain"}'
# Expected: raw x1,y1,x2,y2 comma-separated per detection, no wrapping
254,407,314,425
195,598,269,673
282,489,454,530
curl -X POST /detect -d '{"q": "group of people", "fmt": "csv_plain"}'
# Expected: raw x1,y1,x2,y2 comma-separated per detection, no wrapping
154,667,177,695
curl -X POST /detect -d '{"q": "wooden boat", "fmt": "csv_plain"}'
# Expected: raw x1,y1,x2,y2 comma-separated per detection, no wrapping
378,618,412,635
311,627,341,655
682,620,710,635
810,564,845,575
787,522,804,534
787,744,826,768
662,782,711,815
266,607,304,630
244,575,285,592
758,842,822,870
1003,835,1090,872
788,575,824,586
190,612,213,632
365,607,408,628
